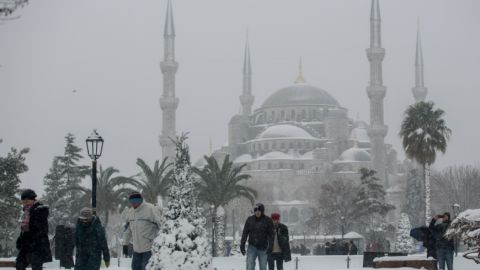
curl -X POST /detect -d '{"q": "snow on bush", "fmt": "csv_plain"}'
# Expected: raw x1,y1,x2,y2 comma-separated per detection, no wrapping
393,213,415,253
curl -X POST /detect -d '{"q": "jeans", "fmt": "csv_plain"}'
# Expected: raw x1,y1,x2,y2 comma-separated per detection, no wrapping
246,245,268,270
268,252,283,270
132,251,152,270
437,248,454,270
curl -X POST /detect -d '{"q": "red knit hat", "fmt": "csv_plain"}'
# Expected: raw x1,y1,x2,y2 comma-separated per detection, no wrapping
271,212,280,220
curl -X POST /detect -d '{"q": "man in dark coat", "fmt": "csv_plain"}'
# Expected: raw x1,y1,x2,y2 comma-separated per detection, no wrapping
15,189,52,270
74,207,110,270
55,225,75,269
429,212,455,270
241,203,274,270
348,240,358,255
268,213,291,270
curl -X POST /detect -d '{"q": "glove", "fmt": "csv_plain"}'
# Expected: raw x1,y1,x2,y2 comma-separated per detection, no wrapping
122,245,129,257
105,260,110,268
240,245,246,256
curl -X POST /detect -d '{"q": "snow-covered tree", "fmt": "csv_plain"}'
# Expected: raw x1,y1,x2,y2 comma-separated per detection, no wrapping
446,209,480,264
0,0,28,17
402,168,425,227
0,145,28,256
147,134,211,270
215,206,225,256
354,168,395,240
43,133,89,230
394,213,415,253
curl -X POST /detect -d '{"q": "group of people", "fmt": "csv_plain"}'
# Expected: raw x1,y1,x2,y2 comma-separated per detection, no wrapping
240,203,292,270
15,189,161,270
422,212,456,270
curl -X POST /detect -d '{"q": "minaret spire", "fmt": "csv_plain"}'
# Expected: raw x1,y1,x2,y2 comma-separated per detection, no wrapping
366,0,388,185
159,0,179,160
240,30,254,117
294,57,306,84
412,19,428,102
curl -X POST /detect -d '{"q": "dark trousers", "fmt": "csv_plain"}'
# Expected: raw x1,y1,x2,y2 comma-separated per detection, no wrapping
268,252,283,270
16,250,43,270
132,251,151,270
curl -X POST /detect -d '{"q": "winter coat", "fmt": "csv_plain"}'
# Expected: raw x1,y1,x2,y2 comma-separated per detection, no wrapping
74,216,110,270
429,218,454,251
122,202,163,253
54,225,75,268
271,223,291,262
16,202,52,263
240,214,274,252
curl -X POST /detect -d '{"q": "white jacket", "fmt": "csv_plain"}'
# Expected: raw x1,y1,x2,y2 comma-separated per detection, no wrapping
122,202,162,253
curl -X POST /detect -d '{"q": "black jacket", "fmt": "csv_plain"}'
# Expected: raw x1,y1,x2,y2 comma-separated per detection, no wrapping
272,223,291,262
241,214,274,251
16,202,52,263
74,216,110,270
429,218,454,251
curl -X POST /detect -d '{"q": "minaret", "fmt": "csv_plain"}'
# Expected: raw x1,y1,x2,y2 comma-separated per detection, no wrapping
239,33,254,117
159,0,179,160
294,57,306,84
366,0,388,185
412,21,428,102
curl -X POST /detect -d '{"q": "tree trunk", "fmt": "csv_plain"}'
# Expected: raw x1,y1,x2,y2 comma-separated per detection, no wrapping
215,206,226,257
424,164,431,225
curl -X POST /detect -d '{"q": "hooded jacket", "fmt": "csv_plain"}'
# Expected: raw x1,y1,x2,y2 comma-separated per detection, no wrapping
240,204,274,252
74,216,110,270
122,202,163,253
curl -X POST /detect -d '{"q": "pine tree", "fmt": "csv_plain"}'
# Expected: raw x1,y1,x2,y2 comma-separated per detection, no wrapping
43,133,89,229
394,213,415,253
354,168,395,238
0,146,29,256
147,134,211,270
402,169,425,227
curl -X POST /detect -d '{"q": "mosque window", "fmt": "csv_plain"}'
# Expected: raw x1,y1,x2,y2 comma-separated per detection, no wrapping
279,162,283,169
306,142,311,148
302,109,307,120
297,142,302,148
281,110,285,120
291,110,296,119
271,111,276,122
282,210,289,223
299,163,304,169
272,141,277,148
289,207,299,222
289,142,294,149
264,142,268,150
280,142,285,149
267,163,271,169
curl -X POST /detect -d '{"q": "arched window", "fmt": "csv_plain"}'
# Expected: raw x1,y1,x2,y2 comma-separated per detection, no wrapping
289,207,299,223
291,110,296,119
281,110,285,120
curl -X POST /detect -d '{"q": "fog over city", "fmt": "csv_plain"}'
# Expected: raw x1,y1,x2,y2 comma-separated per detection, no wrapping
1,0,479,194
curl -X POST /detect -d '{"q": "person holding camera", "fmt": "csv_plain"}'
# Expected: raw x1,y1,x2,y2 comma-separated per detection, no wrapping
429,212,455,270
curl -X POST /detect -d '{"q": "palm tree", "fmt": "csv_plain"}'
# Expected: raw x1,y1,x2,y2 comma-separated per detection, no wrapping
192,154,257,256
134,157,173,206
399,101,451,224
72,166,139,227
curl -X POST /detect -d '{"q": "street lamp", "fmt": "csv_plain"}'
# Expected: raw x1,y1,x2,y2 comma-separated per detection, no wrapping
303,230,307,255
85,129,104,214
340,216,345,240
452,203,460,218
210,204,215,257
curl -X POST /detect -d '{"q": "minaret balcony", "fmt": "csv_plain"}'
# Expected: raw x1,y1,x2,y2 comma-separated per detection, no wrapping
159,96,179,110
366,47,385,61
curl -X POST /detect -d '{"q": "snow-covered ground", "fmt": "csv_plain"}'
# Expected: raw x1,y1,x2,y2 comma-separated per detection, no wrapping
1,254,477,270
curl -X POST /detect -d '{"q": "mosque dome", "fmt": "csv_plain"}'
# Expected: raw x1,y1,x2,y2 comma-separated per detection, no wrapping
336,147,371,163
261,84,340,108
257,124,314,139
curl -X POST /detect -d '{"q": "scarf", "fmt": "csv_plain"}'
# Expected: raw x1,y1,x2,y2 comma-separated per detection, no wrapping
20,205,32,232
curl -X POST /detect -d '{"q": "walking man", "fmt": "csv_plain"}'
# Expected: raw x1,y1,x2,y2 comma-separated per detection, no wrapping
15,189,52,270
74,207,110,270
268,213,291,270
122,192,162,270
240,203,274,270
430,212,455,270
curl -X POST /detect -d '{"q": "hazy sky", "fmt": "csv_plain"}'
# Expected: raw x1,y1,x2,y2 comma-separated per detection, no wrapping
1,0,479,194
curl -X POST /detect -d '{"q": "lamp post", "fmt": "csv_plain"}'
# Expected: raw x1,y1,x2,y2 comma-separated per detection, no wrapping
452,203,460,218
303,230,307,255
85,129,104,214
340,216,345,240
210,204,215,257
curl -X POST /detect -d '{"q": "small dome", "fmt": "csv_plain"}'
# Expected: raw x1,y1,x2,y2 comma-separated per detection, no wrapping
261,84,339,108
229,114,246,124
194,157,207,168
257,125,314,139
233,154,253,163
258,151,293,160
336,147,371,163
350,128,370,143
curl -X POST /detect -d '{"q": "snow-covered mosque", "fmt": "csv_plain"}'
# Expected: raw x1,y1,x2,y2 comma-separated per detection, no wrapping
158,0,426,232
